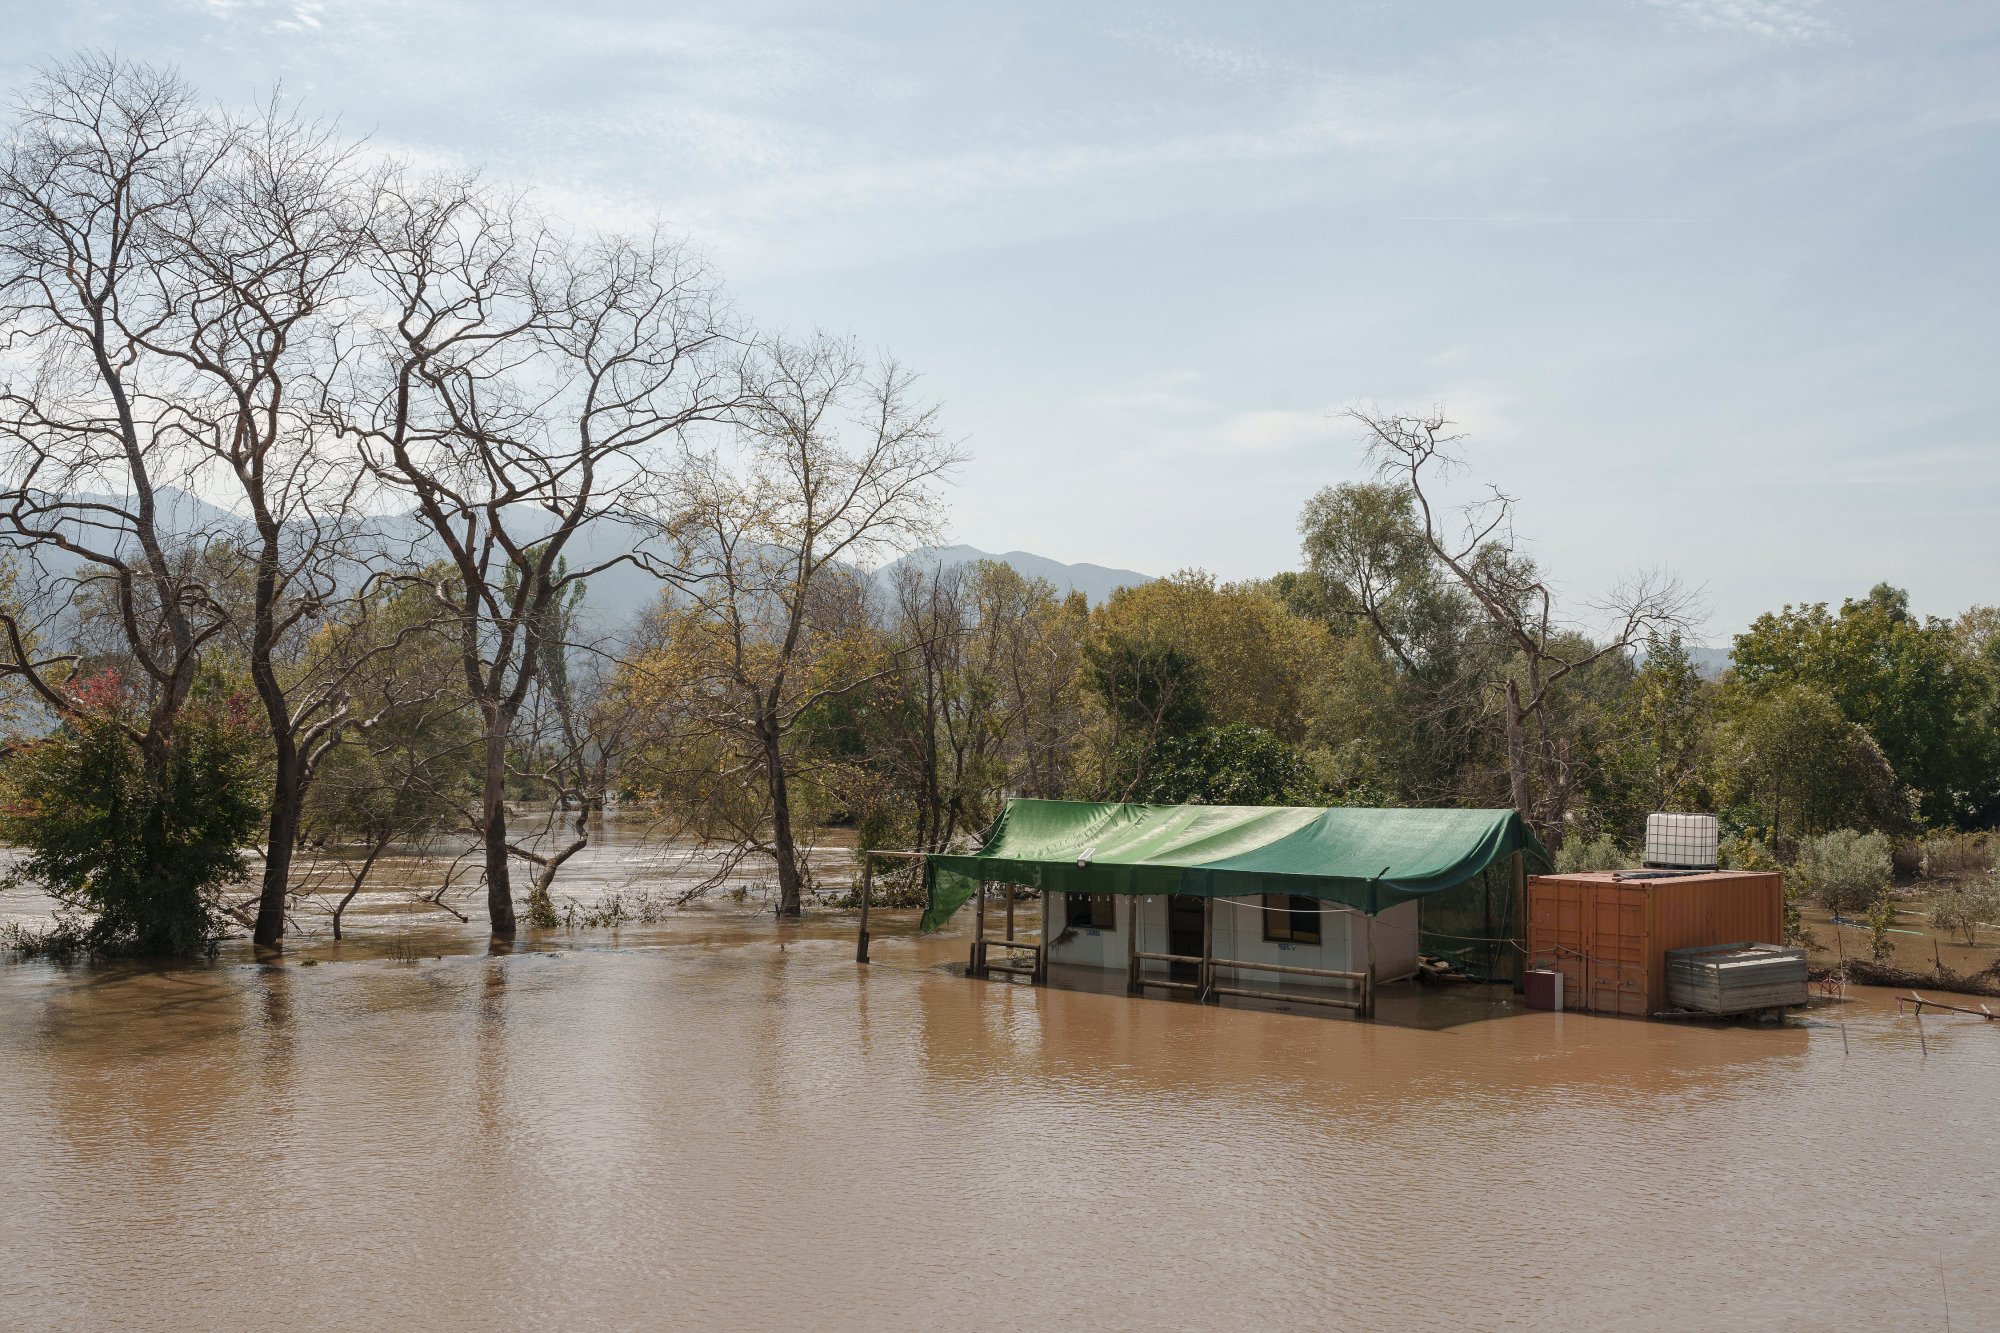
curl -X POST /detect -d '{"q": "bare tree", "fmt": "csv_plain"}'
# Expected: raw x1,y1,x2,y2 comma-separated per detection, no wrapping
138,89,383,948
878,559,1076,849
507,604,634,925
651,335,960,916
0,56,233,797
340,173,741,937
1350,409,1697,842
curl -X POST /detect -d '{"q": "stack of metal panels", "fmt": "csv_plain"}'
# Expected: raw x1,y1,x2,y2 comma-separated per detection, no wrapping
1665,942,1807,1014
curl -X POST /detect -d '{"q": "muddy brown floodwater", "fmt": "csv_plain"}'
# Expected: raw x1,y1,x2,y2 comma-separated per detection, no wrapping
2,864,1997,1329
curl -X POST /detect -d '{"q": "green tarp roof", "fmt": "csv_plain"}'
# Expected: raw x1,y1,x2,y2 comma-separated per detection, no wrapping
921,799,1551,931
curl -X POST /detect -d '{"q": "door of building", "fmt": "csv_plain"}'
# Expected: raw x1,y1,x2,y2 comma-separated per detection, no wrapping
1167,895,1205,983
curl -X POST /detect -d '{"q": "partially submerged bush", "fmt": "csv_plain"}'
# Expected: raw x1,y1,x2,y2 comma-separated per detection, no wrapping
1867,885,1898,962
1929,881,2000,948
553,889,675,929
0,673,264,958
1795,828,1893,918
1921,831,1992,882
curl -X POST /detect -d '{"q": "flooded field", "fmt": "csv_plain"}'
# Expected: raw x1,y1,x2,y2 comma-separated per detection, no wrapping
2,829,1997,1330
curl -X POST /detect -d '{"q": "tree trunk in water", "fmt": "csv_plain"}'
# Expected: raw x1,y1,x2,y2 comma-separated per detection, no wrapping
483,725,517,936
251,642,298,949
765,726,803,918
253,747,300,949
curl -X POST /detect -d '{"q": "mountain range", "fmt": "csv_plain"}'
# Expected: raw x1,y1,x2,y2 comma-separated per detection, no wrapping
13,492,1155,632
872,545,1154,607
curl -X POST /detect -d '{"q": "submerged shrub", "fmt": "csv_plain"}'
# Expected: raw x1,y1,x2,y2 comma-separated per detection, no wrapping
1920,831,1992,882
1929,881,2000,948
1795,828,1892,918
0,673,264,958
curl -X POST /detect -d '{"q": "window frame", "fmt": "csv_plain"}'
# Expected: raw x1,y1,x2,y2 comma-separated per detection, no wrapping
1262,894,1323,945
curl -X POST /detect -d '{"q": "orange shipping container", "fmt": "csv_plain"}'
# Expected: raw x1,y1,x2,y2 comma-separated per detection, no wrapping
1525,871,1785,1017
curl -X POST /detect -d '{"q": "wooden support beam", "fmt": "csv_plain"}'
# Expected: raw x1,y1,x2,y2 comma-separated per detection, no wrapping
1125,895,1140,995
1209,957,1367,982
971,880,987,978
1209,984,1365,1011
1004,881,1016,943
1362,909,1377,1019
1200,896,1215,1003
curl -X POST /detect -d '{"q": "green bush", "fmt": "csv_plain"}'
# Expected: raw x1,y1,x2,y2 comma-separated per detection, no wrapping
1920,831,1992,881
1554,833,1628,874
1135,723,1320,806
1928,881,2000,948
0,674,265,958
1795,828,1893,918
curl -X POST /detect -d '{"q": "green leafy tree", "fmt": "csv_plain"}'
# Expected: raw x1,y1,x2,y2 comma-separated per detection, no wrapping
1134,723,1321,806
0,672,264,956
1733,585,1998,825
1711,684,1912,844
1082,632,1207,798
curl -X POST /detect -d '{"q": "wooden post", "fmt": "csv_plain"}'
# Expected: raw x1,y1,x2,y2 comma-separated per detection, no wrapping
1125,896,1140,994
855,852,872,965
1005,880,1016,943
1362,909,1376,1019
971,879,986,978
1200,896,1215,1003
1509,850,1526,988
1034,890,1048,986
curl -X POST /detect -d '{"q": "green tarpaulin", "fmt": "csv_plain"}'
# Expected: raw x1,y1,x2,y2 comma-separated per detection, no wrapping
921,800,1551,947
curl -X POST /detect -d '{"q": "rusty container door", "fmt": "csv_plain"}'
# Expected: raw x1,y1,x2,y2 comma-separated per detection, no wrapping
1526,878,1588,1005
1585,883,1652,1016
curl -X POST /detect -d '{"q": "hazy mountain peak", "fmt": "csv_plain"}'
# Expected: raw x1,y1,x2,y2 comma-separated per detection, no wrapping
879,546,1154,606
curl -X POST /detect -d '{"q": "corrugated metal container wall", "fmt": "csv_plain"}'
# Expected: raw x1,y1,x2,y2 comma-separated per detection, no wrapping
1530,878,1591,1006
1525,871,1785,1018
1647,873,1784,1010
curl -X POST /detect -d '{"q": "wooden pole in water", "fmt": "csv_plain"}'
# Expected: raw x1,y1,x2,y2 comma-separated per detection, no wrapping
971,879,986,978
1200,896,1214,1003
1363,909,1377,1020
1005,880,1016,944
1125,895,1140,995
855,852,873,964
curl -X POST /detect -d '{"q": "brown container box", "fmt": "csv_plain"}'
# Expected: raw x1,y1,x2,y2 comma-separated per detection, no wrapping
1525,871,1785,1017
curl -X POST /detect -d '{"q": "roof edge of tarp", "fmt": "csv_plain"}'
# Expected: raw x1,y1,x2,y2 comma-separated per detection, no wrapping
920,799,1551,931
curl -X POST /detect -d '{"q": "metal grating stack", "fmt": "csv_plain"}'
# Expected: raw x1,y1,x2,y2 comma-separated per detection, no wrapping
1665,942,1807,1015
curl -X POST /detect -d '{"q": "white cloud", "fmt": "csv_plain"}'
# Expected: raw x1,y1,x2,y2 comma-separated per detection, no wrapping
1644,0,1838,44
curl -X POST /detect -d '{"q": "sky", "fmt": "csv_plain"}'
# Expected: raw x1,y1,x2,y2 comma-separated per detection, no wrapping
6,0,1998,641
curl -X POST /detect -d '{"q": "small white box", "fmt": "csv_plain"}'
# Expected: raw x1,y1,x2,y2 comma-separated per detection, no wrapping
1645,813,1719,870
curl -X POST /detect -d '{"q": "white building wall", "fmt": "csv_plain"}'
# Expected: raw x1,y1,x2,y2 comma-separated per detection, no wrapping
1370,900,1422,982
1046,892,1421,995
1045,890,1128,970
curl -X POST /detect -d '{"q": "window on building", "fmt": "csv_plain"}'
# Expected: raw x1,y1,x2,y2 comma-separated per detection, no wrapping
1068,893,1117,930
1263,895,1322,945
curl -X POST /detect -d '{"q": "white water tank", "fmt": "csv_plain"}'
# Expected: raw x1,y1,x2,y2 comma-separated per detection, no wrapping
1644,813,1719,870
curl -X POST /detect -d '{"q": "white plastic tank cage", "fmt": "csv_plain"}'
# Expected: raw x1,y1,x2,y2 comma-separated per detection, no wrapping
1644,813,1719,870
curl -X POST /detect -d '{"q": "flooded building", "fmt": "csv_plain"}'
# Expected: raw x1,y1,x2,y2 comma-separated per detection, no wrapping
920,799,1550,1016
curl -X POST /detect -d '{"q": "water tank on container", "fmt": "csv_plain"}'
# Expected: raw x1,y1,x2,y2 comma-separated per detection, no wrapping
1644,813,1719,870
